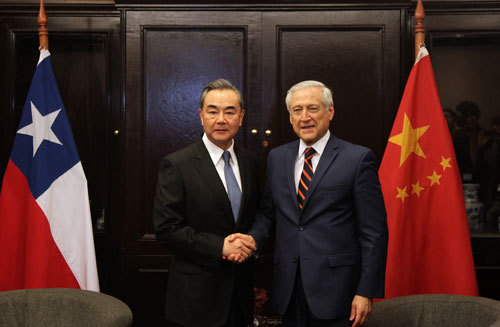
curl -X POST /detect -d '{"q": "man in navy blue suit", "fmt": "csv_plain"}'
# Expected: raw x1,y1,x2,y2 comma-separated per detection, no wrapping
229,80,388,327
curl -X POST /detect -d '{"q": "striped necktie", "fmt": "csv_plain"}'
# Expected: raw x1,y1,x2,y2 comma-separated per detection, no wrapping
297,147,316,210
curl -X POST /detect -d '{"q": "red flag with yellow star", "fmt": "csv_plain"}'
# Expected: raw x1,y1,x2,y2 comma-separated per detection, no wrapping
379,47,478,298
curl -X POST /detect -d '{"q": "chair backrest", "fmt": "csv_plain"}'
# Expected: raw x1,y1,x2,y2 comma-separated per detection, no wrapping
0,288,133,327
367,294,500,327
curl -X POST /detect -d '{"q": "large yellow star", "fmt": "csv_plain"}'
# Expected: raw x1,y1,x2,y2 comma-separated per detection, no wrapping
427,170,442,186
440,156,452,172
396,186,409,203
411,181,425,197
389,113,430,167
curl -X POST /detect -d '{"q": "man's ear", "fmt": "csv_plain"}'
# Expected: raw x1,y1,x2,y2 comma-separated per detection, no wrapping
199,108,204,126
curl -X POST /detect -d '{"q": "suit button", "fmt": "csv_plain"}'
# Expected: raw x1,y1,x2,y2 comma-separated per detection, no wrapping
299,226,304,231
292,257,298,263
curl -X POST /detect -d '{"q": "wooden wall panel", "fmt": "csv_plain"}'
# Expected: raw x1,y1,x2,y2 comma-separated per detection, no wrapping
280,28,385,149
124,11,261,248
261,10,402,162
122,9,403,325
144,27,247,241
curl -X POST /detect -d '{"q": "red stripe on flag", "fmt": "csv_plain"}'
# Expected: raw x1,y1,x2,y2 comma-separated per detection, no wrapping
0,160,80,291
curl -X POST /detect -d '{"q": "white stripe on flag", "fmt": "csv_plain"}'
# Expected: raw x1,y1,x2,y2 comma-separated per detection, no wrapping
36,161,99,291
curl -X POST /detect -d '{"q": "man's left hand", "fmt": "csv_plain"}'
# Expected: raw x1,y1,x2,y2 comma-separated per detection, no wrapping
349,295,372,327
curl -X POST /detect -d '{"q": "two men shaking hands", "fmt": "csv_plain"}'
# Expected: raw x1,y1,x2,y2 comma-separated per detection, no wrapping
222,233,256,263
154,78,388,327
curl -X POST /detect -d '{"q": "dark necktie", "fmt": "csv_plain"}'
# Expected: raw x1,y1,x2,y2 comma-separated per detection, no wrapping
297,147,316,210
223,151,242,221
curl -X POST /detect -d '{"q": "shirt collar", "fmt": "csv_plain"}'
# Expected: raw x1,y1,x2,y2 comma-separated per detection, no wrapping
202,133,236,165
298,129,330,158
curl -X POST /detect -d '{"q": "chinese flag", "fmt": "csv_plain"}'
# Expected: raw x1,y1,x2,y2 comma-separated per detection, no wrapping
379,47,478,298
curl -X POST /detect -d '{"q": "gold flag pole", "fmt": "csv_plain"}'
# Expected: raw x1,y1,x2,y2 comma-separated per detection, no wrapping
38,0,49,50
414,0,425,60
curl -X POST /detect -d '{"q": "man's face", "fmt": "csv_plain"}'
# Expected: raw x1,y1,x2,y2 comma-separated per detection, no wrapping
199,89,245,150
289,86,334,146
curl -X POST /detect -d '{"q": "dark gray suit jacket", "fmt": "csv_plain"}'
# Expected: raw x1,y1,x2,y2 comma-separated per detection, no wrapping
153,138,260,327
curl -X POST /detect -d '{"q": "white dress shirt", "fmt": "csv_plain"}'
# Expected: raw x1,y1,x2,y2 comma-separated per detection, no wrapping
294,130,331,192
202,133,242,193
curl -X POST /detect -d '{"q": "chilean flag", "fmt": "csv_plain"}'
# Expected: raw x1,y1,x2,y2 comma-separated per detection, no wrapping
0,49,99,291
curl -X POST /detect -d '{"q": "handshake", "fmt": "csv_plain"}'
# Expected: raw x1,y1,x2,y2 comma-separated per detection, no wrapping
222,233,256,263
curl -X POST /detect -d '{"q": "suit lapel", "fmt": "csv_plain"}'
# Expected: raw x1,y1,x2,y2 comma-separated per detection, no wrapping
235,145,248,227
302,135,339,210
287,141,301,212
191,139,235,227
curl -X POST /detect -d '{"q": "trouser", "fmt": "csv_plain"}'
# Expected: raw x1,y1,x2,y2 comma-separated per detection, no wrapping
283,264,351,327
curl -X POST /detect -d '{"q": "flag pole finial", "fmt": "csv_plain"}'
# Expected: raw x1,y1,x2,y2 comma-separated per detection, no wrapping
415,0,426,60
38,0,49,51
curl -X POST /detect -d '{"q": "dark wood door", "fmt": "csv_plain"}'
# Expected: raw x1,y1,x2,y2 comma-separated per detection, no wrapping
260,10,402,161
123,8,403,325
123,10,262,325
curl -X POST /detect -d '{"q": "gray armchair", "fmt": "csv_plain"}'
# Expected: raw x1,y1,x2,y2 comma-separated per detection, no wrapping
367,294,500,327
0,288,133,327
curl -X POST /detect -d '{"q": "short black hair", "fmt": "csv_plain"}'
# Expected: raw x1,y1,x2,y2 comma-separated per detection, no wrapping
199,79,244,109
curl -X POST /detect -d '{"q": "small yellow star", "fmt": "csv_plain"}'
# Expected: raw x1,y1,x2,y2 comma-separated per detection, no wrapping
411,181,425,197
427,170,442,186
396,186,409,203
389,113,430,167
440,156,452,172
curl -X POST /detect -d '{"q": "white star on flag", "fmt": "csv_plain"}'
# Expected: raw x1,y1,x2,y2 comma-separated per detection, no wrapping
17,101,63,157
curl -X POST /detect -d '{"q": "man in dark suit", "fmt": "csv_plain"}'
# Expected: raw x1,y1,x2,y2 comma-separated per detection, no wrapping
153,79,259,327
229,80,388,327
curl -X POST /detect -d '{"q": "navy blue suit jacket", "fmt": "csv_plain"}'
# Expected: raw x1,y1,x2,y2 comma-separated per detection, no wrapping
249,135,388,320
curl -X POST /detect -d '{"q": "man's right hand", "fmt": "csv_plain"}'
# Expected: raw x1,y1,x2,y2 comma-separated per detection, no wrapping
222,233,256,263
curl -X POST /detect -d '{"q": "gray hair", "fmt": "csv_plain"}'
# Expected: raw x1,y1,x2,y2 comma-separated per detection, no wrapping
199,78,244,109
285,80,334,112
